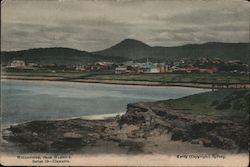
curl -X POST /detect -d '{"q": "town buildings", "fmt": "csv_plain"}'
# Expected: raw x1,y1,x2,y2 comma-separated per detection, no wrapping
4,57,249,75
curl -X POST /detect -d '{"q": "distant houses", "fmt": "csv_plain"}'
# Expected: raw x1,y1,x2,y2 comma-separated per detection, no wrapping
115,67,128,74
9,60,26,68
4,57,249,75
6,60,36,72
114,58,249,75
115,61,167,74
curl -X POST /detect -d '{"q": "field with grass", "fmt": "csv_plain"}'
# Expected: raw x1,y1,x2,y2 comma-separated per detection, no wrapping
1,71,113,80
83,73,249,84
154,89,249,125
2,72,249,85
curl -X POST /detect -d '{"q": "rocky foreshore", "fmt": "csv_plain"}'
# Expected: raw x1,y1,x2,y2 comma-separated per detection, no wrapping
2,102,248,153
120,103,248,151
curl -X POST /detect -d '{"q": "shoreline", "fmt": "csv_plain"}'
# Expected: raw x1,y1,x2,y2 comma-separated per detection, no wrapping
2,75,249,89
2,103,248,156
1,113,125,129
1,91,249,166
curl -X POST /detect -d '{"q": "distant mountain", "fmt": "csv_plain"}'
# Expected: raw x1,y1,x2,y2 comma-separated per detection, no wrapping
1,39,249,66
94,39,249,63
93,39,152,60
1,47,128,65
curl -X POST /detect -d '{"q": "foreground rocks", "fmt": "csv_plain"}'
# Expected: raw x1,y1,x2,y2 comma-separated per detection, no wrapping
119,102,249,151
4,119,103,152
2,117,146,153
2,102,248,153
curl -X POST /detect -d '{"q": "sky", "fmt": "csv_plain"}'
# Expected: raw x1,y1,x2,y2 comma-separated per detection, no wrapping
1,0,250,51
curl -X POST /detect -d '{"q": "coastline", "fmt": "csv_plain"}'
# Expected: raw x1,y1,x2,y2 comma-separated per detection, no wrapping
1,111,240,155
1,113,125,129
1,76,249,155
2,75,249,89
1,91,249,166
2,102,248,157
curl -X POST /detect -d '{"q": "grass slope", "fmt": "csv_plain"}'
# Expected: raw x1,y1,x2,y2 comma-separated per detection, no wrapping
1,47,128,65
155,89,249,125
84,73,249,84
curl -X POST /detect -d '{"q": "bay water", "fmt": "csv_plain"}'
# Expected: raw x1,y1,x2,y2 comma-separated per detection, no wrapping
1,79,209,126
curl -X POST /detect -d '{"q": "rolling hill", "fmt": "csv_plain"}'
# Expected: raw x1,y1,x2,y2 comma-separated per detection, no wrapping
1,47,128,66
1,39,249,65
94,39,249,63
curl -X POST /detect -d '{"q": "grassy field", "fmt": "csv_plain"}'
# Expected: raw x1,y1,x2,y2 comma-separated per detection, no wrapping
1,71,113,80
2,71,249,84
154,89,249,125
83,73,249,84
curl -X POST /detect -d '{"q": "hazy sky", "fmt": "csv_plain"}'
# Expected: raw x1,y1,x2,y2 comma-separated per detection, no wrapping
1,0,249,51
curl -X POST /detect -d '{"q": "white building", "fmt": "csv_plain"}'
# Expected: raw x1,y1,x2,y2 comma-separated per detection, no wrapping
148,67,160,73
115,67,128,74
75,65,85,71
9,60,26,68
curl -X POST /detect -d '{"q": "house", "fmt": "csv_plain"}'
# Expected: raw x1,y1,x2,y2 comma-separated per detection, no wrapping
27,63,38,67
75,65,85,71
9,60,26,68
6,60,36,72
95,62,114,71
144,64,160,73
148,67,160,73
115,67,128,74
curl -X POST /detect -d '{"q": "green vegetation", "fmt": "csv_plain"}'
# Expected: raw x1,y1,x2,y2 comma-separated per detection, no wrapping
84,73,249,84
95,39,249,63
155,89,249,125
1,71,84,78
3,72,249,85
1,40,249,66
1,71,113,80
1,47,128,66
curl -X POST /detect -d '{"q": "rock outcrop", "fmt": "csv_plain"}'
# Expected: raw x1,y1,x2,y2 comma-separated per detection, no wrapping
2,117,145,153
2,102,248,153
119,102,248,151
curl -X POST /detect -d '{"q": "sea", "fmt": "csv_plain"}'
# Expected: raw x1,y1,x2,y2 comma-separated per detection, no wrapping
1,79,210,126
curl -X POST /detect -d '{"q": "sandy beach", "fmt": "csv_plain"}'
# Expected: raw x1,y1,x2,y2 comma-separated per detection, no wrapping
2,75,250,89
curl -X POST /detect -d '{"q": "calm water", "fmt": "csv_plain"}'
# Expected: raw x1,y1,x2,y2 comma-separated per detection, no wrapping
1,80,209,125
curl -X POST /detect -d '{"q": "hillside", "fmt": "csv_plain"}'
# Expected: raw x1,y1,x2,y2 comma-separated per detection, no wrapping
1,47,128,65
1,40,249,65
153,89,249,125
94,39,249,63
119,89,249,151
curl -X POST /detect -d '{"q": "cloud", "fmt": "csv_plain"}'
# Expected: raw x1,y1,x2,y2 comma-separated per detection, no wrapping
1,0,249,51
